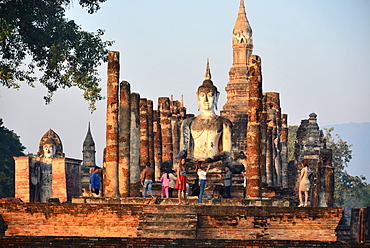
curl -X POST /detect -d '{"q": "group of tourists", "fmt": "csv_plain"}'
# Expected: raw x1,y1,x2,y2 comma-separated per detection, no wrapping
140,158,233,205
90,159,311,207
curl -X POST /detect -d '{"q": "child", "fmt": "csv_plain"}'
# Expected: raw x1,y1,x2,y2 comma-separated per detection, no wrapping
159,171,170,198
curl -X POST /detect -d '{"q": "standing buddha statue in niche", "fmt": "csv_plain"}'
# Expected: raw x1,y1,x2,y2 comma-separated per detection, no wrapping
31,129,65,202
179,60,232,161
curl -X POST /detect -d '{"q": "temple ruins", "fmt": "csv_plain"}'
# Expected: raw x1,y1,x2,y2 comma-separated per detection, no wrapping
4,0,369,246
14,129,81,203
97,0,334,205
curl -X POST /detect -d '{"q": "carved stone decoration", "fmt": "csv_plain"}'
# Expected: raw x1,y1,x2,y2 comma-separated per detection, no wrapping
36,129,64,159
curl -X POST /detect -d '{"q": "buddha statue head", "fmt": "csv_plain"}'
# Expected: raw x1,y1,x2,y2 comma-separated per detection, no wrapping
37,129,65,159
43,138,56,159
196,59,220,114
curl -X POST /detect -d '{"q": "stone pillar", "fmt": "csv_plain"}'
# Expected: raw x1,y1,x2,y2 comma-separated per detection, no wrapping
260,95,267,186
266,126,273,186
153,110,162,180
14,156,30,202
52,157,67,203
318,148,334,207
281,113,288,189
158,97,173,162
119,81,131,197
147,100,155,170
246,55,262,198
171,115,180,158
104,51,120,197
130,93,141,196
140,98,149,171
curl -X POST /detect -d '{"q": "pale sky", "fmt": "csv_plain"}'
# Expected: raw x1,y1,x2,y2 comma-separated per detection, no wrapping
0,0,369,177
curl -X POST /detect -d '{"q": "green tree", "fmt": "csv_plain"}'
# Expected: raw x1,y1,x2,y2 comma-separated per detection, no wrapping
323,128,367,207
0,0,113,112
0,119,25,198
287,125,298,161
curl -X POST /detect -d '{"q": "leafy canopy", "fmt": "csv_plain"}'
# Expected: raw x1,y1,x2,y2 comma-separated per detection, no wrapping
288,126,368,209
0,118,25,198
0,0,113,112
323,127,367,207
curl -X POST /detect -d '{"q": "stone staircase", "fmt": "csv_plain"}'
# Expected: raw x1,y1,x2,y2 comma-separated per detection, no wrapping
137,212,198,238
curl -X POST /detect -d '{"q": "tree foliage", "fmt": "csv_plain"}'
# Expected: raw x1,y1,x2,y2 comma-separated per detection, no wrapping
0,0,113,112
287,125,298,161
0,119,25,198
323,128,367,207
288,126,368,211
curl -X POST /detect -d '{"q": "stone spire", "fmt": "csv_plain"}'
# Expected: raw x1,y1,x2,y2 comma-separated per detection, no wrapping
233,0,253,47
83,122,95,147
204,58,211,80
221,0,254,153
82,122,96,168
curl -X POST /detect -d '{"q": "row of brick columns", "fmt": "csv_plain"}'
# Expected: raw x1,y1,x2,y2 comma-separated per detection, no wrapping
104,51,187,197
245,55,289,198
105,51,288,198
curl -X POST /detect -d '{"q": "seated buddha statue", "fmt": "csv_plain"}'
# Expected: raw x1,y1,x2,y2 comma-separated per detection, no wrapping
179,60,232,161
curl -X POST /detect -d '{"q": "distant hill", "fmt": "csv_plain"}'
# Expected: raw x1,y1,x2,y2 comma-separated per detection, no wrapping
323,122,370,182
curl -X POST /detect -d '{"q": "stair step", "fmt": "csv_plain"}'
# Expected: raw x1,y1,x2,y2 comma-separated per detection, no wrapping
137,228,197,238
139,213,197,221
137,212,198,238
138,221,198,229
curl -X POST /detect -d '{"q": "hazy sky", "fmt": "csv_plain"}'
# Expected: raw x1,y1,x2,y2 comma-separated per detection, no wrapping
0,0,369,177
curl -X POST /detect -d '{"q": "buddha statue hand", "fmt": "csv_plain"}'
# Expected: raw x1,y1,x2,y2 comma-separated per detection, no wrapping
204,151,231,163
176,149,188,160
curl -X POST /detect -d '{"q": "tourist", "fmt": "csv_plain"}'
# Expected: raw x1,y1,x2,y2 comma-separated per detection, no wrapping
168,170,177,198
196,161,211,204
298,160,310,207
140,162,154,198
175,158,188,204
90,166,101,196
159,171,170,198
223,165,232,198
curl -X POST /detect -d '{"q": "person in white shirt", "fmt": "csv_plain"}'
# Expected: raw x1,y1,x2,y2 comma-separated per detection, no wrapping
196,161,211,204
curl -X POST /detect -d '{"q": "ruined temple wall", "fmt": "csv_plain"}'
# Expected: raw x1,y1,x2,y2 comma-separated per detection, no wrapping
63,158,82,202
14,156,81,203
14,157,30,202
0,203,342,241
294,113,334,207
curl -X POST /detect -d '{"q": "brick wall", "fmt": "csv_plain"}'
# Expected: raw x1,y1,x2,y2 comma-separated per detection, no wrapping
0,203,342,242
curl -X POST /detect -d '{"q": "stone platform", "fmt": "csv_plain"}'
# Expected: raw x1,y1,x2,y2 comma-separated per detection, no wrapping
0,202,342,242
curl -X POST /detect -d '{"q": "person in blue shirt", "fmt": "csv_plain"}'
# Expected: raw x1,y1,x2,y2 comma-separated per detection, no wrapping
90,166,101,196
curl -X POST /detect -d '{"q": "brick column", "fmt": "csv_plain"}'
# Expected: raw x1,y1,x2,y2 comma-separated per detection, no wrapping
140,98,149,171
104,51,119,197
153,110,162,180
171,115,180,158
158,97,173,162
119,81,131,197
246,55,262,198
52,157,67,203
266,126,273,186
130,93,141,196
281,113,288,189
147,100,155,170
260,108,267,186
14,156,30,202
